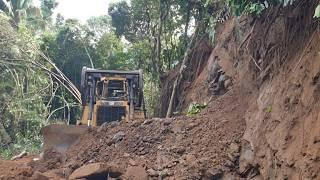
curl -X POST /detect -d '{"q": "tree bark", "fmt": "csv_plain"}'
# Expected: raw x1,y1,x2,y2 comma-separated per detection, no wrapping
184,3,191,47
156,0,163,74
0,110,12,145
156,37,162,73
156,0,169,74
166,22,200,118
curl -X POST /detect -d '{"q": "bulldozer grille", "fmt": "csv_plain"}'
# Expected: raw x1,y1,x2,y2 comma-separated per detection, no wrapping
96,106,126,125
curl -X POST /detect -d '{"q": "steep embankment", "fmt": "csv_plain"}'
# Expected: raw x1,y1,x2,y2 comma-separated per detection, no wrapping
207,1,320,179
242,6,320,180
158,0,320,179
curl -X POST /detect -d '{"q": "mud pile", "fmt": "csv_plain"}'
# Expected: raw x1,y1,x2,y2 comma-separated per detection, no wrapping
29,85,249,179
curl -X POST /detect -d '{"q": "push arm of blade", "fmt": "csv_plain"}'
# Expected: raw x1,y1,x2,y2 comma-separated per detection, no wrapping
129,80,134,121
88,79,96,126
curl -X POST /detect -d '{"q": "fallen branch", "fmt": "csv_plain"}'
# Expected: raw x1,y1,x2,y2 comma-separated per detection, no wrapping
11,151,27,161
238,21,256,52
166,22,200,118
249,54,262,71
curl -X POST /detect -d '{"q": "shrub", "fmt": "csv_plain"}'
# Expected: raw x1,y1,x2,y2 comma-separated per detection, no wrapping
187,103,207,116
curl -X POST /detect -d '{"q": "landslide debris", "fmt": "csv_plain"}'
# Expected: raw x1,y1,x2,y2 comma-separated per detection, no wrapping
56,87,248,179
30,85,250,179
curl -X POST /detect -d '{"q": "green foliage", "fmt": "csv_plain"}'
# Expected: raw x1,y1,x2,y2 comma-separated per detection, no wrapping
126,40,153,71
266,106,272,113
107,0,208,74
0,131,42,159
0,1,9,13
314,5,320,18
96,32,129,70
108,1,131,38
187,103,207,116
207,17,217,44
40,0,58,22
244,3,265,15
41,19,98,86
106,0,216,116
224,0,298,16
0,14,51,158
1,0,35,23
40,19,98,122
86,15,113,40
143,75,160,117
0,0,58,31
226,0,265,16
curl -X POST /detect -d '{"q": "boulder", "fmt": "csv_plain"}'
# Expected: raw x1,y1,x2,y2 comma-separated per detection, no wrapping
69,163,123,179
203,168,224,180
239,146,254,174
30,171,50,180
128,159,137,166
142,119,153,125
124,166,148,180
112,131,126,143
227,143,240,162
147,168,159,177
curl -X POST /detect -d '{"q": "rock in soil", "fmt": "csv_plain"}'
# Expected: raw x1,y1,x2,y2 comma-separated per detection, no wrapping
69,163,124,179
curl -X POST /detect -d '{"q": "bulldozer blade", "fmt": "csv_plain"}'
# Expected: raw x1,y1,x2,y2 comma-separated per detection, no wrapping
41,124,88,153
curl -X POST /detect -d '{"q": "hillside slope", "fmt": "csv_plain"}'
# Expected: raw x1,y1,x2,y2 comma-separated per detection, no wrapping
206,1,320,179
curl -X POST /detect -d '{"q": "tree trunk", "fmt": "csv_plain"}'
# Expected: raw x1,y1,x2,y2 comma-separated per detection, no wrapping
156,0,163,74
184,3,191,47
0,111,12,145
0,123,11,145
166,22,200,118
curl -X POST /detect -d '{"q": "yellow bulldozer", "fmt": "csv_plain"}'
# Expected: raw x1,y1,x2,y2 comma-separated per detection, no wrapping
41,67,146,153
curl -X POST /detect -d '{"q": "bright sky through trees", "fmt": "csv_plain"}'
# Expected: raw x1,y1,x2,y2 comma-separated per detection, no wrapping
34,0,115,23
55,0,110,22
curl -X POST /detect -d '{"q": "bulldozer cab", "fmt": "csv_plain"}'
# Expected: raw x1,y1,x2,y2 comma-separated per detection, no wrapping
80,67,146,126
